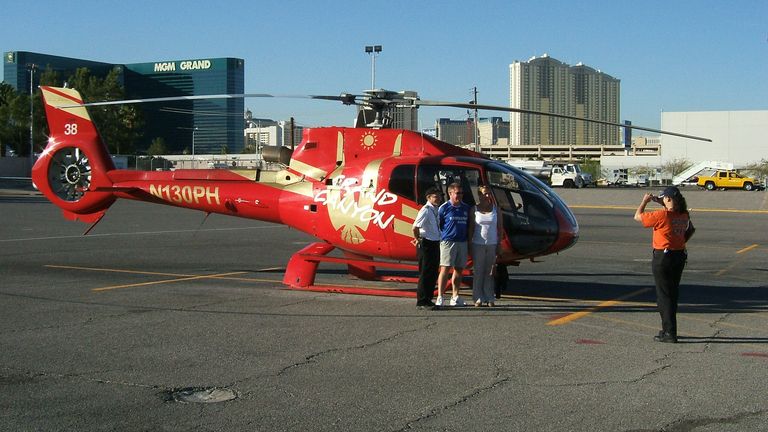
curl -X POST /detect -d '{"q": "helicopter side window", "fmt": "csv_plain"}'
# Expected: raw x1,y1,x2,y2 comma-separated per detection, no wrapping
417,165,479,206
486,164,555,225
388,164,416,202
491,187,522,215
492,187,513,212
416,167,442,204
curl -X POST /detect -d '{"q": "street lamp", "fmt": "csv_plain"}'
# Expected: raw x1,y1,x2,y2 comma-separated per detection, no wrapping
177,126,201,162
27,63,38,170
192,127,198,157
364,45,382,90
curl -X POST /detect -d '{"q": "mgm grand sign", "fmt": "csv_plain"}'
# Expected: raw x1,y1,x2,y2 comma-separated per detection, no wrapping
153,59,212,72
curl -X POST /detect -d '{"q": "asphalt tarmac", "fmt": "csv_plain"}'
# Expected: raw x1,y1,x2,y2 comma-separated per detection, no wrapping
1,186,767,431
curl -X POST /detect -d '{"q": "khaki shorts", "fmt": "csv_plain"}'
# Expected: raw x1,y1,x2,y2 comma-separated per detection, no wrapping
440,241,468,268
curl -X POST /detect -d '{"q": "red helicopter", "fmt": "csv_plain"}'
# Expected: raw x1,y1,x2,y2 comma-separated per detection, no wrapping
31,86,709,296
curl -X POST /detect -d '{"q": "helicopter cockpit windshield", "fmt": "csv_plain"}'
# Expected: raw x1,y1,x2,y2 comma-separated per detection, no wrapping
484,161,576,256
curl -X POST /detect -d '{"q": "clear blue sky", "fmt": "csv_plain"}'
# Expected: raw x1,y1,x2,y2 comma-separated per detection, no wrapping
3,0,766,134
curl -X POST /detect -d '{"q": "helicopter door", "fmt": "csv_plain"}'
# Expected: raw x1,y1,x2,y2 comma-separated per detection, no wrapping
485,165,558,256
416,165,480,206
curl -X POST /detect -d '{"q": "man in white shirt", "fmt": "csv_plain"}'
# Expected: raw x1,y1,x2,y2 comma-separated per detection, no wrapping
412,187,442,309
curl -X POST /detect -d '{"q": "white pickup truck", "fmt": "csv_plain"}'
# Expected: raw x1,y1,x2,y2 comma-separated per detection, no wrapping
505,160,590,188
550,165,585,188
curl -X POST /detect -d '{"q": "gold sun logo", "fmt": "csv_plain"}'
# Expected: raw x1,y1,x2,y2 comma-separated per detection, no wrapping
360,131,378,150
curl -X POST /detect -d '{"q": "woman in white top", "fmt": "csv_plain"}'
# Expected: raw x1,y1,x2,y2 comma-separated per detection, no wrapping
471,185,504,306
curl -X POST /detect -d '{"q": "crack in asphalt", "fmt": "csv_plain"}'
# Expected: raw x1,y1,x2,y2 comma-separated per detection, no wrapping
0,366,160,390
555,363,673,388
395,375,513,431
703,326,725,353
276,321,438,377
395,358,678,431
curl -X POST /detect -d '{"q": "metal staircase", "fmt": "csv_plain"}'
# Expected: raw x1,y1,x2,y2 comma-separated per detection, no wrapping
672,160,733,185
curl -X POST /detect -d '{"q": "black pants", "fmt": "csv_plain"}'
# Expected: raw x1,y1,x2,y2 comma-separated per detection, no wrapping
416,239,440,305
652,249,687,336
494,264,508,298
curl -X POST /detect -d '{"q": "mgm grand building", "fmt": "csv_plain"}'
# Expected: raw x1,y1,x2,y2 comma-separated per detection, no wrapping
4,51,244,154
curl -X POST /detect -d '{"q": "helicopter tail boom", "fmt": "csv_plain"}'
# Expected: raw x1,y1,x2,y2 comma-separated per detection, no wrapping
32,86,117,223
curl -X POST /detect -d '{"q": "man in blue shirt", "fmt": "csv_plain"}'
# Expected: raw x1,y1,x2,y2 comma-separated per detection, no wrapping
436,182,474,306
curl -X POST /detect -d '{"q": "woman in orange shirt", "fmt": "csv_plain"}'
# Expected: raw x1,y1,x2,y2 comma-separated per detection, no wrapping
634,186,695,343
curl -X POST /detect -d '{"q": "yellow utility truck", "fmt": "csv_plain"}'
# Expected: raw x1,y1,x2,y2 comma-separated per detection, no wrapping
696,170,759,191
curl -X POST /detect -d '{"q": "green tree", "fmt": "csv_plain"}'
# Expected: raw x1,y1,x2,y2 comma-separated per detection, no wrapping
0,82,14,106
744,159,768,180
0,82,30,156
220,144,229,155
147,137,169,156
66,68,144,154
580,158,600,182
661,158,692,178
631,165,656,176
1,66,144,157
243,140,258,154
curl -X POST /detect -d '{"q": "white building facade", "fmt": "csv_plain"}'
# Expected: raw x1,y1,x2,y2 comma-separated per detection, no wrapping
244,119,302,149
660,110,768,167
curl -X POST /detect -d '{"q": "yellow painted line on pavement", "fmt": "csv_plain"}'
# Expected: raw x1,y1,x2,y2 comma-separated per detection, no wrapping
45,264,189,278
92,271,249,292
690,208,768,214
714,266,732,278
546,288,650,326
716,243,760,276
45,265,282,291
569,205,636,210
736,244,759,254
569,205,768,214
502,294,593,303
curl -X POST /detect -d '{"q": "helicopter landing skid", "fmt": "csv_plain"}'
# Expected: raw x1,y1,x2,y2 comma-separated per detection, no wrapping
282,242,420,297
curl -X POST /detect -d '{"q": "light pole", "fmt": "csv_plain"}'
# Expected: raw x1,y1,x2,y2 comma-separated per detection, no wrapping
27,63,37,170
178,126,200,158
364,45,382,90
192,127,198,157
470,86,479,153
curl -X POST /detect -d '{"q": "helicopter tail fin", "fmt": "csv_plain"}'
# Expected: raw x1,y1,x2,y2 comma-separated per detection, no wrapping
31,86,116,223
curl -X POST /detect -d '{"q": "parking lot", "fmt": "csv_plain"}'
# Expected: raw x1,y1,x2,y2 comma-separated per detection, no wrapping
1,187,766,431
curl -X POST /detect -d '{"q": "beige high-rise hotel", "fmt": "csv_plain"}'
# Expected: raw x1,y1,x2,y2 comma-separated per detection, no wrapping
509,54,620,147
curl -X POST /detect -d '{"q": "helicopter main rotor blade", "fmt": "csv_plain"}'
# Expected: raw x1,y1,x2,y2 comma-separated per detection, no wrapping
416,100,712,142
57,93,359,109
51,87,710,142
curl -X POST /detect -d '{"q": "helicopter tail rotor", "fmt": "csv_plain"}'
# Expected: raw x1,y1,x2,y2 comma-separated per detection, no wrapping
32,87,116,223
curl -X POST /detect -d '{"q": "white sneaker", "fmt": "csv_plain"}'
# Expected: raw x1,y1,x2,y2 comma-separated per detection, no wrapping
435,296,444,306
450,296,464,306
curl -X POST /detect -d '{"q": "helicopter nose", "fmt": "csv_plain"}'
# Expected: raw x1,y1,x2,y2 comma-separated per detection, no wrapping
549,204,579,253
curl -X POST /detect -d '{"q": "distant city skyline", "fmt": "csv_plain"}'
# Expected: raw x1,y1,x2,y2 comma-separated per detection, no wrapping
2,0,766,135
